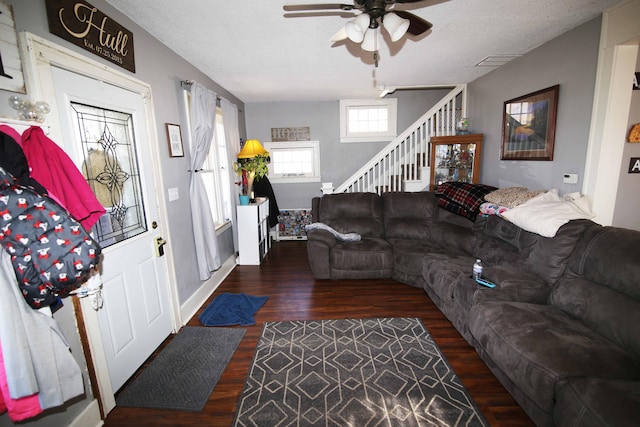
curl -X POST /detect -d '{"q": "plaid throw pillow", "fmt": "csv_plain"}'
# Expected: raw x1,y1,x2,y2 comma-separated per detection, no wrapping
435,182,497,221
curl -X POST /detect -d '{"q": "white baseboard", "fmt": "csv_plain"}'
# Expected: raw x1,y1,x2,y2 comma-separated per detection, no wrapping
69,399,103,427
179,255,236,325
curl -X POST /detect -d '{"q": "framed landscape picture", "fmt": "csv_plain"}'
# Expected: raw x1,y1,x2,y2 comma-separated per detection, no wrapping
501,85,559,161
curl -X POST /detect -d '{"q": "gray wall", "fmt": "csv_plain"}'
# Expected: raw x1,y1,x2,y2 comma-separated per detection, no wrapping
467,17,601,193
247,18,604,210
0,1,244,425
245,89,450,209
613,53,640,230
0,0,245,308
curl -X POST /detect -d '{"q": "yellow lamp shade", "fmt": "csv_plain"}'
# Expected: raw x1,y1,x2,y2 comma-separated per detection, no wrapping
237,139,268,159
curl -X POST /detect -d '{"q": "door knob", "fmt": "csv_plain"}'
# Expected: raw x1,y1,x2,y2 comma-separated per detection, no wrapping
155,237,167,257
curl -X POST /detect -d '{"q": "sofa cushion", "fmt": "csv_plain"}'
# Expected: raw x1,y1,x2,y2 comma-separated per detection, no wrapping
430,222,476,255
469,301,640,416
553,378,640,427
388,238,444,278
382,191,434,240
473,215,532,268
566,225,640,302
330,237,392,271
318,192,384,237
474,265,551,305
551,278,640,359
558,225,640,357
421,255,482,341
473,216,589,285
523,219,593,285
421,255,475,306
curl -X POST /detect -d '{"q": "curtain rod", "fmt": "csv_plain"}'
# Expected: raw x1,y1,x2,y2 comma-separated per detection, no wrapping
181,79,220,101
181,79,243,113
181,80,242,112
181,79,213,97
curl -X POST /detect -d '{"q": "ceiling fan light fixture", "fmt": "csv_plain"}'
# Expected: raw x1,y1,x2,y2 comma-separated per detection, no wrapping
361,27,380,52
344,13,370,43
330,26,348,42
383,12,410,42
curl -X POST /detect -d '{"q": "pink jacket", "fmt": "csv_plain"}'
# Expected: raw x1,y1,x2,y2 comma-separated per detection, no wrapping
0,343,42,422
20,126,105,230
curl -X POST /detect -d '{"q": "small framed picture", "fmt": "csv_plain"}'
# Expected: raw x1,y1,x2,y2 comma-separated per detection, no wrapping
501,85,559,161
166,123,184,157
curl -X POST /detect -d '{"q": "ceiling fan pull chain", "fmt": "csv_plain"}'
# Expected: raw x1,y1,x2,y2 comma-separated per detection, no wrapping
374,51,379,68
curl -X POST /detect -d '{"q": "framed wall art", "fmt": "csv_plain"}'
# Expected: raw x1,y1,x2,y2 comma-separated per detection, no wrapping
165,123,184,157
501,85,559,161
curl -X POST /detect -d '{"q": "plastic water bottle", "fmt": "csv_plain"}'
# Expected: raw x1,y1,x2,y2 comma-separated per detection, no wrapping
473,259,483,280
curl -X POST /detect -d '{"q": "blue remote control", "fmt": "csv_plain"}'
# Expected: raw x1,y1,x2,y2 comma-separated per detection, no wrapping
476,278,496,288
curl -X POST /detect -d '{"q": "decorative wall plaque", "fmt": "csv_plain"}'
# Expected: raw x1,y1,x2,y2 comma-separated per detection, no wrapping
271,127,310,141
45,0,135,73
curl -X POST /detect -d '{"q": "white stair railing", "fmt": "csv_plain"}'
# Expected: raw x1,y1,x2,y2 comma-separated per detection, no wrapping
334,85,467,194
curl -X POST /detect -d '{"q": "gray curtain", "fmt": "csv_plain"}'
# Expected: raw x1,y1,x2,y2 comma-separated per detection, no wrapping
189,81,221,280
221,98,241,252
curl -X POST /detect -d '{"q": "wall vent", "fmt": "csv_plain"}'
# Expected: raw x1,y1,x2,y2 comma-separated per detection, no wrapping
475,55,521,67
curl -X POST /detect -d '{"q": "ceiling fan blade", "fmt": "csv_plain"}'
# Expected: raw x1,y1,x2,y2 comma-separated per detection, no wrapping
284,11,356,18
393,0,427,3
283,4,355,12
394,10,432,35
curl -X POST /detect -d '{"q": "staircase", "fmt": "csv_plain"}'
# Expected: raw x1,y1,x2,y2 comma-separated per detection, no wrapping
334,85,467,194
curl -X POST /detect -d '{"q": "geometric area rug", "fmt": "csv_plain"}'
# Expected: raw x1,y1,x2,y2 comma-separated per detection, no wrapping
232,318,488,426
117,326,245,412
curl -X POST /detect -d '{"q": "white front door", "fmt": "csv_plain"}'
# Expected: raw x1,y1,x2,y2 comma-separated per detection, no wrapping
50,66,174,393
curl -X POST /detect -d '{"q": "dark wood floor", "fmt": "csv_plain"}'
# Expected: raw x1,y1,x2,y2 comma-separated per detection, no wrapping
103,240,535,427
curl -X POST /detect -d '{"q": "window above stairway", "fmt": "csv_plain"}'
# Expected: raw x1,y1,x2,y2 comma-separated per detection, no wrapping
340,99,398,143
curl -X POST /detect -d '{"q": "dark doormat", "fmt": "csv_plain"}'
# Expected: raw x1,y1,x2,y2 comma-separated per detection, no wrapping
117,326,245,412
233,318,488,426
198,292,268,326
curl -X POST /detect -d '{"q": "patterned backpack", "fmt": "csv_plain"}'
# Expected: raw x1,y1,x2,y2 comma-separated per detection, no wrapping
0,167,102,308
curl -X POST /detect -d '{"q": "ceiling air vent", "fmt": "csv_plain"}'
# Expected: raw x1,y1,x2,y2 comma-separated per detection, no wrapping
475,55,521,67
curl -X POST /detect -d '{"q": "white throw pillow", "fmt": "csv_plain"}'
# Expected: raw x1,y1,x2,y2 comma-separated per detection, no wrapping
501,189,594,237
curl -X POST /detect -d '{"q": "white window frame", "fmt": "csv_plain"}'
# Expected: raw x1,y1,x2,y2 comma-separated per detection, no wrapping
339,98,398,143
264,140,321,184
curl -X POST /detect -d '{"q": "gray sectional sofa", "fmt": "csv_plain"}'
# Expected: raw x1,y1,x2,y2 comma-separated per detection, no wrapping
306,191,640,427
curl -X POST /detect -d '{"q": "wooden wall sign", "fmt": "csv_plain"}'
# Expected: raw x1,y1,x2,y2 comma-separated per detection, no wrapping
0,1,26,93
271,127,311,141
45,0,135,73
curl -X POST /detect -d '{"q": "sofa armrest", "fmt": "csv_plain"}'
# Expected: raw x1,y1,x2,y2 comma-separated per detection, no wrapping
306,230,337,279
473,266,551,304
306,229,337,247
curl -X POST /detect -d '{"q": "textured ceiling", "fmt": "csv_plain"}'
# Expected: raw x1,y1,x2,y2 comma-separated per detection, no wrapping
105,0,620,103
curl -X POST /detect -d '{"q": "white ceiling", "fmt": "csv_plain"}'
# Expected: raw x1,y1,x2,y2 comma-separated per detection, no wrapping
105,0,620,103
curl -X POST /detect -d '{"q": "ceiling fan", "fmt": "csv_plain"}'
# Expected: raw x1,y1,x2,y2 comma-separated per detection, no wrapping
283,1,433,55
